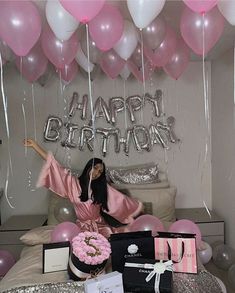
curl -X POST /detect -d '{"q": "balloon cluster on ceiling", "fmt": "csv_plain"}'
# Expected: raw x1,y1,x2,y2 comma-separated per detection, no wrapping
0,0,233,84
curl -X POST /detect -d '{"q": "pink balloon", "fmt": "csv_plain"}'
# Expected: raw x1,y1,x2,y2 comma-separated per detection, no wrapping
15,43,48,83
180,6,224,56
100,49,125,79
183,0,218,14
144,26,177,67
57,60,78,83
60,0,105,24
41,26,79,69
127,60,152,83
169,219,202,248
0,1,41,56
51,221,80,243
0,250,15,277
89,4,124,51
129,215,165,234
163,38,190,80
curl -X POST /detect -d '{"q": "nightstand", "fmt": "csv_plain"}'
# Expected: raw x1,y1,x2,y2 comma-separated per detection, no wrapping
0,215,47,260
175,208,224,244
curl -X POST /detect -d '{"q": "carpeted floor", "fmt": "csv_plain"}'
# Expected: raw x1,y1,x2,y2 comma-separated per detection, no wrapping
205,261,235,293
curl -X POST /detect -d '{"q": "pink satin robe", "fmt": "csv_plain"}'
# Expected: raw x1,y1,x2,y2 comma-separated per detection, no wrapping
37,153,143,237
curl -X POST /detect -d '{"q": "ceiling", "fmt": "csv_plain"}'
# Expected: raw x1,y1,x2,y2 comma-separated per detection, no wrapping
33,0,235,61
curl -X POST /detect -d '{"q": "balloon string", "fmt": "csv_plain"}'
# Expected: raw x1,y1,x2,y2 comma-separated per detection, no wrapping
0,53,13,175
86,24,96,186
201,13,211,218
22,103,35,191
233,43,235,129
4,164,15,209
140,30,145,124
31,83,37,142
0,53,15,208
123,79,127,131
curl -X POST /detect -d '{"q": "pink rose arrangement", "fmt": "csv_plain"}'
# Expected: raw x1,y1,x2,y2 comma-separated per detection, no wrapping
72,231,111,266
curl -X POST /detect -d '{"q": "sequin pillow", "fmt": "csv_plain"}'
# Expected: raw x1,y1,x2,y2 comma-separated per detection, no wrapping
107,163,160,184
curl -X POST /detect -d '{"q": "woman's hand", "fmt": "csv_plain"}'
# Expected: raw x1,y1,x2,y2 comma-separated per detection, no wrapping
23,138,36,148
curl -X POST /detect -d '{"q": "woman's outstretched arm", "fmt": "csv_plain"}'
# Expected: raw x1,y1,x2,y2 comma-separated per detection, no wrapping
24,139,47,160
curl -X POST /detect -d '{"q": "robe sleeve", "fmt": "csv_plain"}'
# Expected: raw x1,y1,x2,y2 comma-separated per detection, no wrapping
36,152,81,204
106,184,143,223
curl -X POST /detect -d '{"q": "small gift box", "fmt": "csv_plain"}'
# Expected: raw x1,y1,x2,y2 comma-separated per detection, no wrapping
110,231,154,273
123,257,173,293
154,232,197,274
84,271,124,293
68,232,111,280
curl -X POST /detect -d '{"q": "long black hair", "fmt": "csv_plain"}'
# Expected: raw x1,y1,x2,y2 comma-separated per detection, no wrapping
79,158,126,228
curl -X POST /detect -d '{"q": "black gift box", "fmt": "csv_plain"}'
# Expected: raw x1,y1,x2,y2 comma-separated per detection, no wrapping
110,231,154,273
123,258,172,293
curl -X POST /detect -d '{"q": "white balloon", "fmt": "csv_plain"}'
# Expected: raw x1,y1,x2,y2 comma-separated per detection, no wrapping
127,0,166,29
46,0,79,41
218,0,235,26
75,43,94,73
120,63,131,80
114,20,139,60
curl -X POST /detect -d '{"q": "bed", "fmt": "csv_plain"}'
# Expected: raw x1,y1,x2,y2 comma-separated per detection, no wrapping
0,165,226,293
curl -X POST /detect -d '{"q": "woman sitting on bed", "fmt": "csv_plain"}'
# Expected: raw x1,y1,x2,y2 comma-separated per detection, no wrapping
24,139,143,238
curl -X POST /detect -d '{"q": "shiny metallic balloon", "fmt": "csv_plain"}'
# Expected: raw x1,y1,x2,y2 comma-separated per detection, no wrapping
68,92,88,120
145,90,162,117
54,200,77,223
44,116,63,142
212,244,235,270
132,125,151,152
79,126,94,152
126,95,143,123
96,127,121,156
109,97,124,125
92,96,111,124
61,123,79,148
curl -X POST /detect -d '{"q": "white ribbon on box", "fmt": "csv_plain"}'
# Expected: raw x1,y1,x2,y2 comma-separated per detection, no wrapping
125,260,173,293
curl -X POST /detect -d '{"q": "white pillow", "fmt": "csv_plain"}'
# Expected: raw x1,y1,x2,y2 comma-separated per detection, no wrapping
118,187,177,222
20,225,55,245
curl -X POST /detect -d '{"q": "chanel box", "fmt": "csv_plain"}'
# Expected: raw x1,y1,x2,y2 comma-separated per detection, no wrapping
43,241,70,273
123,258,173,293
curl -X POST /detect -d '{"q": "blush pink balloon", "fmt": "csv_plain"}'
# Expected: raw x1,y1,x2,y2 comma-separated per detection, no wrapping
0,1,41,56
89,4,124,51
180,6,224,56
144,26,177,67
183,0,218,14
0,250,15,277
57,60,78,83
59,0,105,24
129,215,165,234
100,49,125,79
168,219,202,248
51,221,80,243
127,60,152,82
41,26,79,69
163,38,190,80
15,43,48,83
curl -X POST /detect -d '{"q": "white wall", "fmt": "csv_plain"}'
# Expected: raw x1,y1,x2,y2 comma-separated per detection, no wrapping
211,49,235,248
0,61,212,222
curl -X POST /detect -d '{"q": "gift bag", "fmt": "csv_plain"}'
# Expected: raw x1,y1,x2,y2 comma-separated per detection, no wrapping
110,231,154,273
154,232,197,274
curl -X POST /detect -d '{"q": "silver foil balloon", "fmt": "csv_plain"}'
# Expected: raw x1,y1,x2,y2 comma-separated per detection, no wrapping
142,16,167,50
145,90,162,117
54,200,77,223
123,128,132,155
126,95,143,123
109,97,125,125
44,116,63,142
61,123,79,148
68,92,88,120
96,127,121,157
156,116,179,143
79,126,94,152
91,96,111,124
149,124,168,149
132,125,151,152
